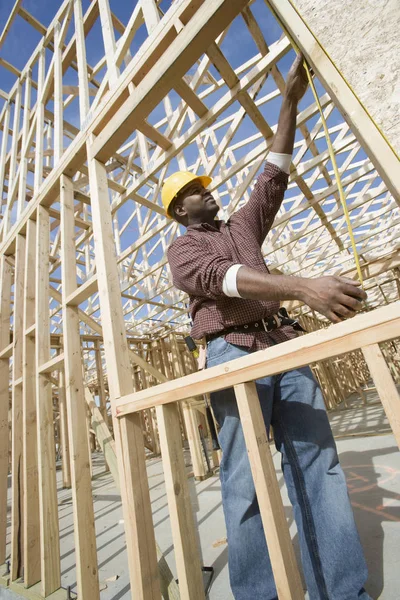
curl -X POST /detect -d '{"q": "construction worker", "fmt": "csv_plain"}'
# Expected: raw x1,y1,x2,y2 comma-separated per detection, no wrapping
164,55,371,600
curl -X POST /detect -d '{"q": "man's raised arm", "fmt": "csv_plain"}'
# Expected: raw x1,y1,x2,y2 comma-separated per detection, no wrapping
270,53,309,155
230,54,309,244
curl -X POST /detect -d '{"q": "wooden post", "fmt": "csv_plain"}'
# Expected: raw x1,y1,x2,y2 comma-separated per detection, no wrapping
160,337,187,439
35,205,61,596
362,343,400,448
84,387,180,599
85,387,118,484
0,256,12,564
58,369,71,488
94,340,109,427
53,22,63,164
0,103,11,244
60,173,99,599
22,219,40,586
157,404,205,600
86,404,94,479
169,334,206,479
73,0,90,125
234,382,303,600
146,344,161,455
152,339,205,598
11,234,26,580
17,72,31,218
98,0,119,87
87,148,160,599
4,83,22,235
33,48,45,195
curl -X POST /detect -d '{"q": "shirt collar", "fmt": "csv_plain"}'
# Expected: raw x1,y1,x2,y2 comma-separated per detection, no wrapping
187,220,224,232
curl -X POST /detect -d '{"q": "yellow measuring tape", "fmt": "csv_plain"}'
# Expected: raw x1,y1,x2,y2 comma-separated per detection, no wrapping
304,63,364,287
270,8,364,286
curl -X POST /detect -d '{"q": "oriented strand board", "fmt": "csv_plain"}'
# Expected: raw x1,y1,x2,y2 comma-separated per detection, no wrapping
292,0,400,155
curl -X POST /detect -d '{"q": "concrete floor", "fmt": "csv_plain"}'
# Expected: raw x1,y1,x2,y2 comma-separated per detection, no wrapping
4,390,400,599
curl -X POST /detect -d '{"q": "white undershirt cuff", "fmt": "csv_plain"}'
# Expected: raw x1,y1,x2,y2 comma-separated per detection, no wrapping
222,264,243,298
268,152,292,175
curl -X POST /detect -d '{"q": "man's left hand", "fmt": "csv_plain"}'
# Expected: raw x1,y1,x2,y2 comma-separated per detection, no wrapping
285,53,309,103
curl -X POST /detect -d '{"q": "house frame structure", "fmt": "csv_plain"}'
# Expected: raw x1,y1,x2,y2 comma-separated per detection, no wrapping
0,1,399,598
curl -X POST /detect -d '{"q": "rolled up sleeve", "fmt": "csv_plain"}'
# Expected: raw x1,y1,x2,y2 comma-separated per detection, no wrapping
229,162,289,245
167,237,236,299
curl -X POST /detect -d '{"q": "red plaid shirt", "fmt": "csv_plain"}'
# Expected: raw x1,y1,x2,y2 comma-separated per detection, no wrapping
167,162,298,349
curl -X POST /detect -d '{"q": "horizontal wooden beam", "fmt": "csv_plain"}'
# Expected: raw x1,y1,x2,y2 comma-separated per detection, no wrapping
91,0,254,161
38,353,65,374
25,324,36,338
0,0,23,52
115,301,400,415
65,276,98,306
0,342,13,359
0,572,76,599
18,7,47,36
0,57,21,77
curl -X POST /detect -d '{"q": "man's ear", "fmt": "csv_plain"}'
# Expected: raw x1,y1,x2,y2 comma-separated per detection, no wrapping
174,203,186,218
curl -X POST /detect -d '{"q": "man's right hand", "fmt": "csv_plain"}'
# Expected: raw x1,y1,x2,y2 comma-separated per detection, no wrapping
301,276,367,323
235,267,367,324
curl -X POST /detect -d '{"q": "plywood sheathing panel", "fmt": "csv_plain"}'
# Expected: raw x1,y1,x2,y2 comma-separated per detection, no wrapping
291,0,400,156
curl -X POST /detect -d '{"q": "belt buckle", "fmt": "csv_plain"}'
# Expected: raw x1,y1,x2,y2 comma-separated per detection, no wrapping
262,315,280,332
261,317,270,332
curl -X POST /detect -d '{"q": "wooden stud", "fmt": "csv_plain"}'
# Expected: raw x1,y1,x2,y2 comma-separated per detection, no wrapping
73,0,90,125
33,49,45,195
143,344,161,455
97,0,119,87
0,103,11,241
169,334,206,479
85,387,118,483
53,22,63,164
0,256,12,564
151,336,204,596
18,7,47,36
22,219,40,586
87,147,160,599
4,83,22,234
94,340,109,427
234,382,303,600
86,404,93,479
58,369,71,488
157,403,205,599
17,72,32,218
362,343,400,448
11,234,26,580
60,173,99,599
35,205,60,596
8,84,22,192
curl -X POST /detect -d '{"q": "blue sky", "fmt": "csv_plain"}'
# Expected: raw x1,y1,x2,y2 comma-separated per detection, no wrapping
0,0,371,273
0,1,313,102
0,0,363,206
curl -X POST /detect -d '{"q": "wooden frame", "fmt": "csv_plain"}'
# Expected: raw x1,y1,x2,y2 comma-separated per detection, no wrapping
0,0,399,598
114,302,400,598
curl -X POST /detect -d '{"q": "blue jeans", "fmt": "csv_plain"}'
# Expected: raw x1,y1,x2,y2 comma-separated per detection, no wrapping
207,337,371,600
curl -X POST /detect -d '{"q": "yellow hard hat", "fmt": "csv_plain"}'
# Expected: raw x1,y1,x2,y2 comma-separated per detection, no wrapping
161,171,212,219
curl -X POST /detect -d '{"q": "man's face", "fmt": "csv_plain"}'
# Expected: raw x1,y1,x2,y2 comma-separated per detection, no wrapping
173,181,219,223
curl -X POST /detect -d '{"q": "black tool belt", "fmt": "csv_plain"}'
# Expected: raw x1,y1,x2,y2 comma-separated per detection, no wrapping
206,307,305,343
